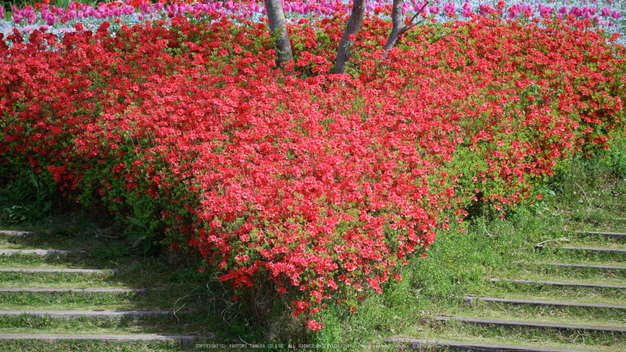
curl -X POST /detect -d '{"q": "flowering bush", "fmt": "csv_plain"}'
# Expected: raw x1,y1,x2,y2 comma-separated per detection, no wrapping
1,10,624,330
2,0,625,47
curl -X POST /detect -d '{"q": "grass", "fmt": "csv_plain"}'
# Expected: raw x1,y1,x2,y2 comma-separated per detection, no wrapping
0,288,196,310
0,340,198,352
397,321,625,352
492,272,626,287
0,313,215,336
0,230,121,250
445,303,626,327
480,282,626,302
0,272,119,288
466,288,626,306
512,263,626,281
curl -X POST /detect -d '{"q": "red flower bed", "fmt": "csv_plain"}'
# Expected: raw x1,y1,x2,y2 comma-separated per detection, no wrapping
1,13,624,329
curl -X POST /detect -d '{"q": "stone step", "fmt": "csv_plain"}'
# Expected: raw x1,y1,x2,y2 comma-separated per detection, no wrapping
0,231,35,236
0,249,87,256
385,337,599,352
0,333,196,342
0,288,149,294
0,310,172,318
464,296,626,310
0,268,116,274
532,262,626,271
560,246,626,254
575,231,626,240
490,278,626,289
436,316,626,333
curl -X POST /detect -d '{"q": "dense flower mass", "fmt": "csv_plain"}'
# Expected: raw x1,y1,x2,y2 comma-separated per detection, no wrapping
1,0,625,46
1,2,625,330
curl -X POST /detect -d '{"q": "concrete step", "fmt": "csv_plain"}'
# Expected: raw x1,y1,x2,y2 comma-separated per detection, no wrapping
464,296,626,310
575,231,626,240
0,268,116,274
436,316,626,333
490,278,626,290
0,249,87,256
559,246,626,254
532,262,626,271
0,288,149,294
0,333,196,342
0,231,35,236
0,310,173,318
385,337,600,352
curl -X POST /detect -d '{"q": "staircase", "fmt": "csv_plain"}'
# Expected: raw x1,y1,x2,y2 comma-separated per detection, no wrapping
387,228,626,351
0,229,213,351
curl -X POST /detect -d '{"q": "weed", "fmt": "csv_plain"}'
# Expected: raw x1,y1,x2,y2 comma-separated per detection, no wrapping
0,170,53,225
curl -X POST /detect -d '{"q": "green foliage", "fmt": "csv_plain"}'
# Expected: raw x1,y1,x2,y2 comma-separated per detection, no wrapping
0,169,54,225
122,197,159,256
607,134,626,178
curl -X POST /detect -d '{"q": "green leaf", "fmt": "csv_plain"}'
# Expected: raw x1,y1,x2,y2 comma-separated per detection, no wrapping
126,216,147,229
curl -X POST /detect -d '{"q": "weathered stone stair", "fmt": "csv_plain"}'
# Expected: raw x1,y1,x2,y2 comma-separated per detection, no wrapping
0,334,196,342
434,316,626,334
388,229,626,351
0,230,200,348
490,278,626,290
388,338,600,352
462,296,626,310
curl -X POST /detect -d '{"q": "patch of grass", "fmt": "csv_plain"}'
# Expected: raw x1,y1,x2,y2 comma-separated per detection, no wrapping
512,262,626,280
0,230,119,250
541,248,626,263
0,170,54,227
0,289,182,311
0,248,167,271
0,313,216,336
483,281,626,302
397,319,624,352
0,212,148,256
0,272,116,287
493,272,626,286
442,302,626,327
0,340,198,352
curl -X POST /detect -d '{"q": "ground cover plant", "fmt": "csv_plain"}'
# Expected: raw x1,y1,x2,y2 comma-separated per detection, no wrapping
1,0,625,338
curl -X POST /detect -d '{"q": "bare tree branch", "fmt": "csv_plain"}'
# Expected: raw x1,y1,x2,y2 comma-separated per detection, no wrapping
382,0,429,61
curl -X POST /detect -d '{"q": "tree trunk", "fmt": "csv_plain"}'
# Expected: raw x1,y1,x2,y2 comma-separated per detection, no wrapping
264,0,293,67
334,0,366,74
382,0,405,57
382,0,429,61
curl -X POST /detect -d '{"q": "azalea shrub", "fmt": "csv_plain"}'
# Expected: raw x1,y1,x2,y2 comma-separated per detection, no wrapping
1,11,625,330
